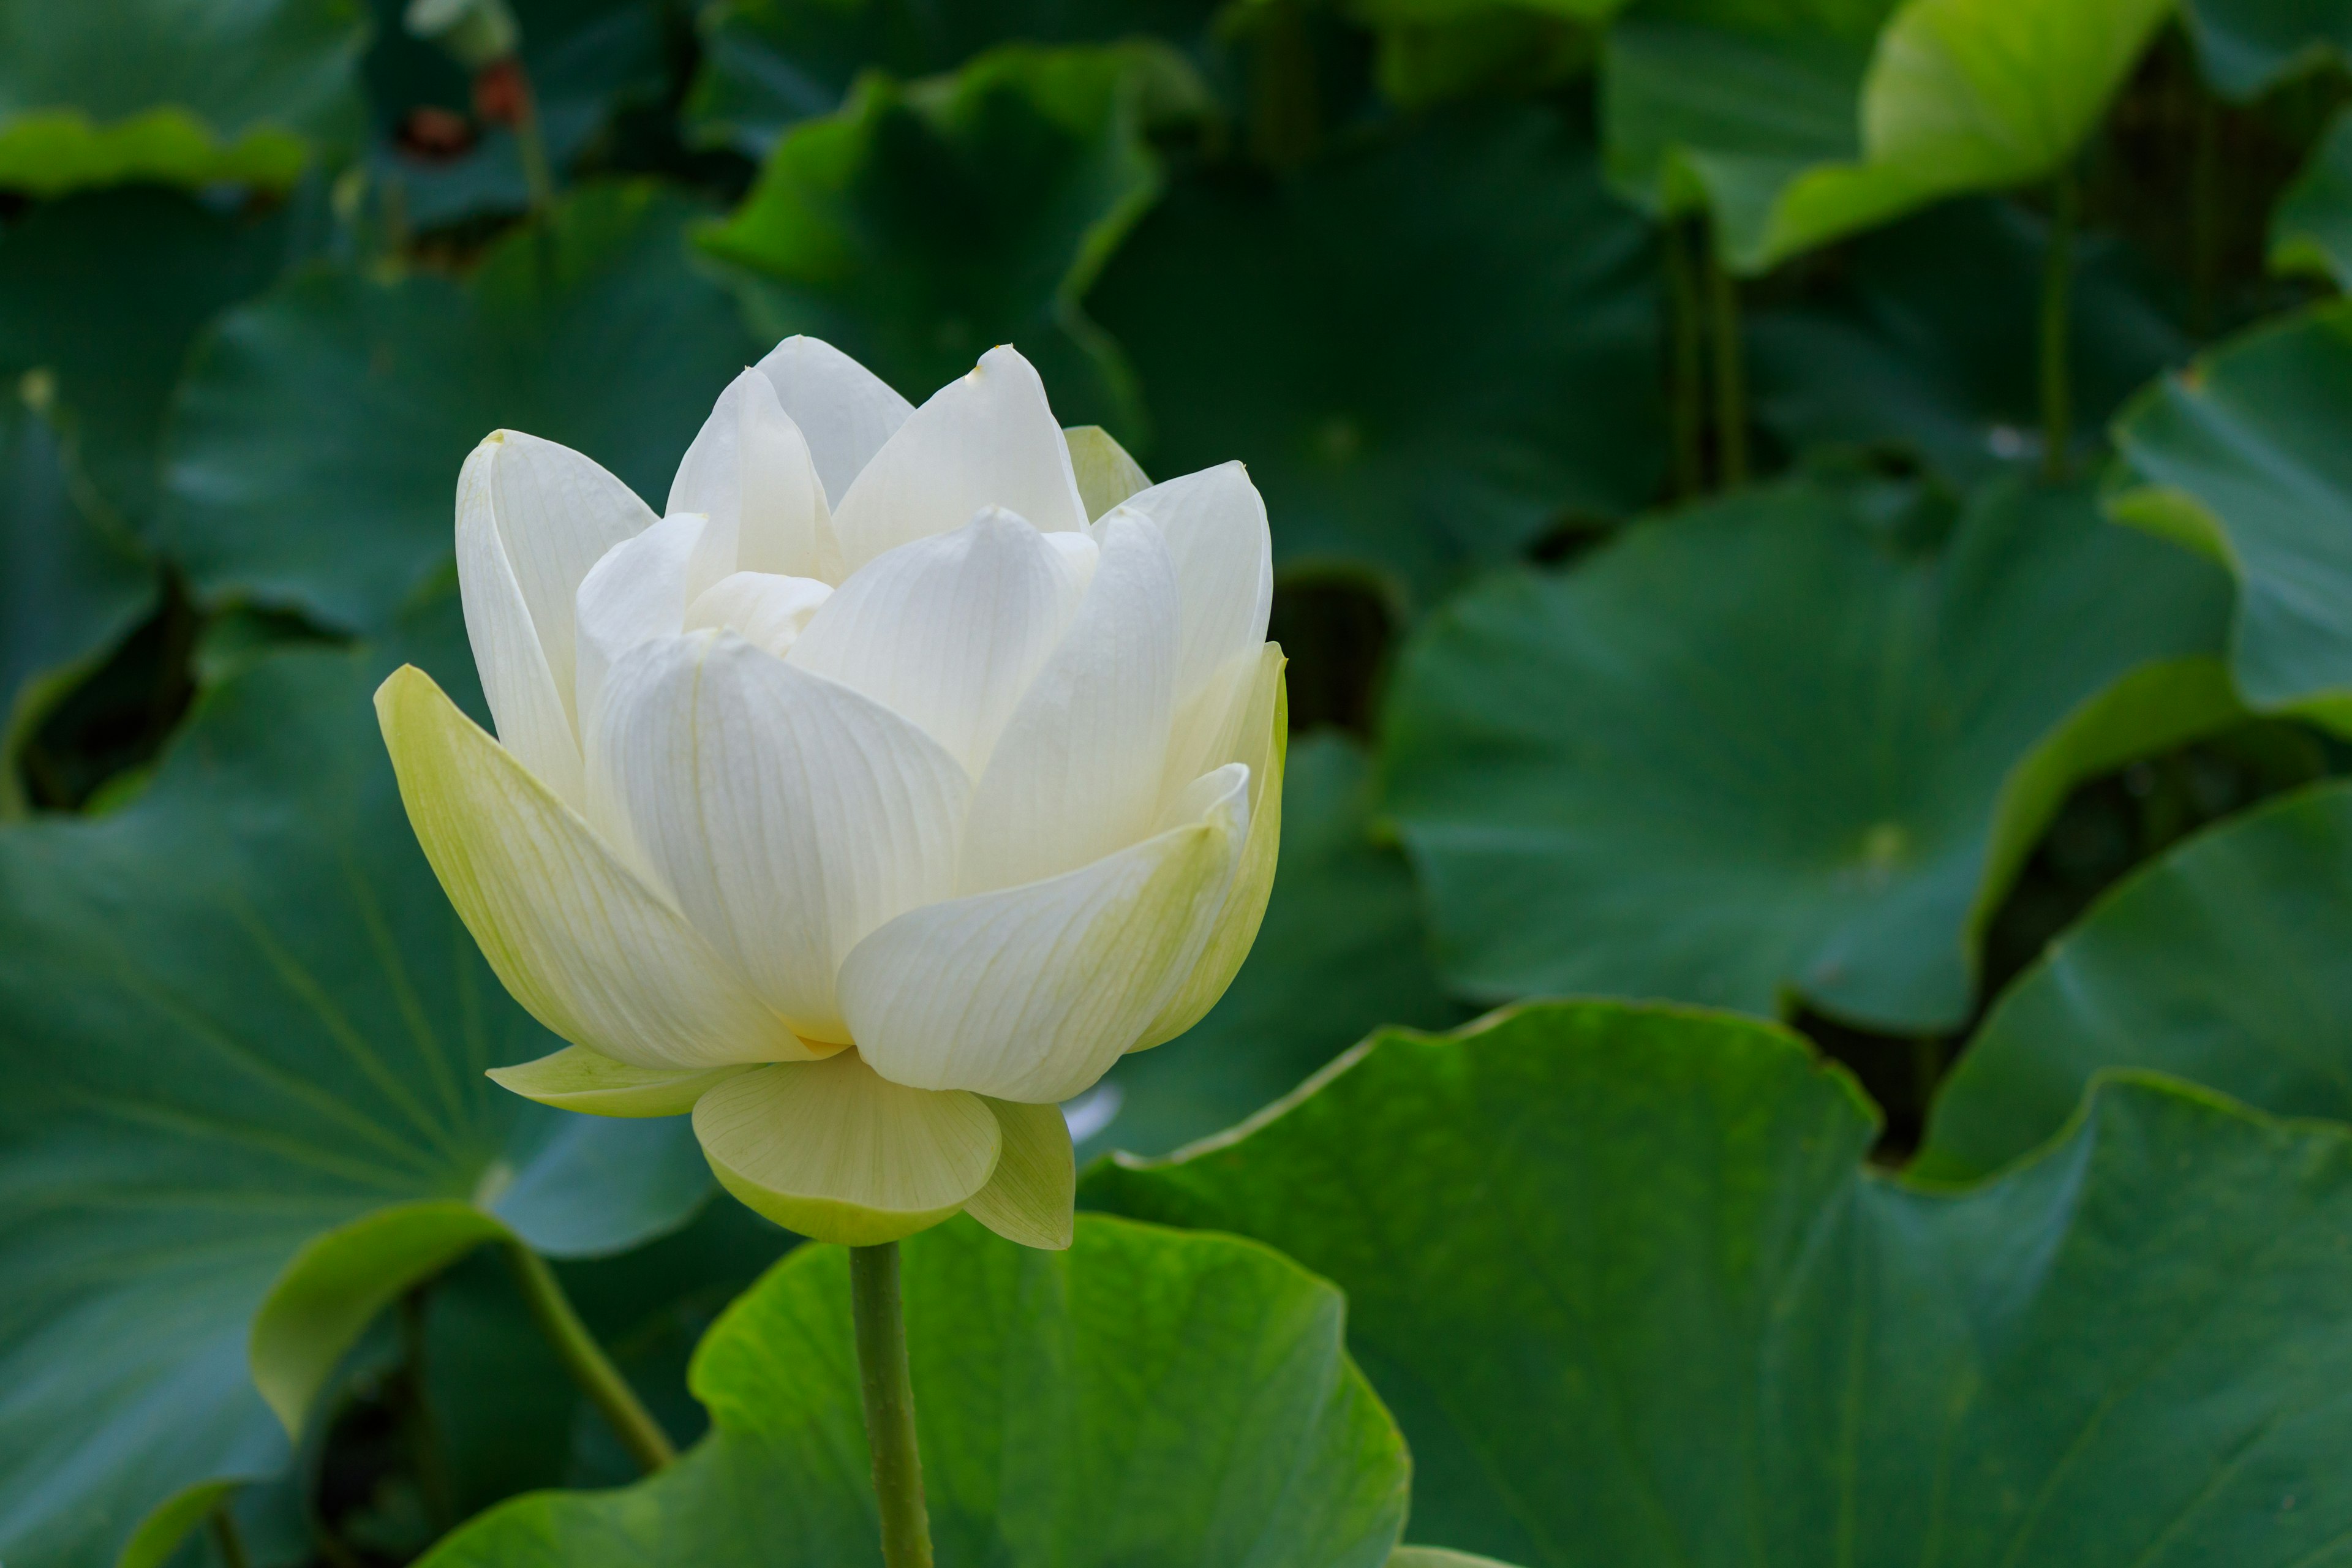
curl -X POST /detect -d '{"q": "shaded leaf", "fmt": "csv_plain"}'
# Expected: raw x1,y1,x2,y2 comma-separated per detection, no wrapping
2181,0,2352,100
1379,474,2233,1030
418,1215,1410,1568
162,181,756,633
1090,104,1661,604
1090,999,2352,1567
2270,102,2352,288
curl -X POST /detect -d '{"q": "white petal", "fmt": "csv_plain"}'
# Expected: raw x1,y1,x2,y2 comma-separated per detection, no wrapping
957,512,1180,894
457,448,583,809
594,631,970,1044
962,1098,1074,1250
692,1054,999,1246
829,345,1088,573
573,511,730,762
786,506,1089,774
1112,461,1273,712
373,665,814,1071
685,571,832,657
668,367,845,584
840,765,1249,1102
753,336,914,510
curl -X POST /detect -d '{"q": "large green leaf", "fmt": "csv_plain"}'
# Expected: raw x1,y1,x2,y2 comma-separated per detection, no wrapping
0,0,366,195
0,612,713,1568
2181,0,2352,100
161,181,757,635
1078,733,1465,1163
418,1214,1410,1568
0,187,295,536
1604,0,2172,273
1089,1000,2352,1567
2271,104,2352,288
1751,197,2187,481
685,0,1222,154
1379,473,2234,1031
2109,303,2352,734
700,43,1202,434
1088,104,1661,604
1920,779,2352,1178
0,393,153,816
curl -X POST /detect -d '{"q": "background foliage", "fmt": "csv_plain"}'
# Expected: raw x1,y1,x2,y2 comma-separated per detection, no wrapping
9,0,2352,1564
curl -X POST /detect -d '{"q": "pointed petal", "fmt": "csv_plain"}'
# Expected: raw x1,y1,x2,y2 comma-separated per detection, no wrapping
374,665,813,1070
786,507,1089,774
753,335,914,509
573,511,730,762
685,571,832,656
692,1055,999,1245
668,367,844,583
1065,425,1149,521
957,512,1180,894
1114,461,1273,712
594,631,970,1043
841,765,1249,1103
830,345,1088,572
1134,647,1287,1050
486,1045,757,1117
457,443,584,808
962,1098,1074,1250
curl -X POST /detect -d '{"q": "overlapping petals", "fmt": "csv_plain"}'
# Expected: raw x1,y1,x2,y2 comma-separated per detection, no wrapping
386,336,1278,1250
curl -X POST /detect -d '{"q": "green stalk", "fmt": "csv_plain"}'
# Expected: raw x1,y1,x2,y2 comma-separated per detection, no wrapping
502,1241,677,1472
1703,222,1748,489
208,1506,251,1568
851,1243,935,1568
2040,165,2078,483
1664,218,1706,500
514,91,555,220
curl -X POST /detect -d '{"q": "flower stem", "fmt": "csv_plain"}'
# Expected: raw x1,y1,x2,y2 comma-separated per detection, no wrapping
208,1505,251,1568
1664,217,1706,501
502,1240,676,1472
851,1242,935,1568
1703,221,1748,489
2040,164,2078,483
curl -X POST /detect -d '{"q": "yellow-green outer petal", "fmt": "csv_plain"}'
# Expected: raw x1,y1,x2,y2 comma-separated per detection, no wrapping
1134,646,1287,1050
692,1058,1001,1245
963,1099,1076,1250
1064,424,1150,521
486,1045,762,1118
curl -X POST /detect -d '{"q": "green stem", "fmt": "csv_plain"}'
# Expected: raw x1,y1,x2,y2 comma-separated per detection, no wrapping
502,1242,677,1472
2040,165,2078,483
208,1506,251,1568
396,1288,453,1532
514,91,556,220
2190,88,2222,338
851,1243,935,1568
1703,222,1748,489
1664,218,1706,501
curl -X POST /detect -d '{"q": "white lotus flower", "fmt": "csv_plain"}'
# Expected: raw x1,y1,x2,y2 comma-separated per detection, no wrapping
376,340,1284,1248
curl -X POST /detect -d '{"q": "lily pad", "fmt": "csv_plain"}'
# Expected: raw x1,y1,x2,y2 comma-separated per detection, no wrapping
2182,0,2352,100
1379,473,2234,1031
1088,104,1661,604
2109,303,2352,734
1920,779,2352,1178
700,42,1204,434
1080,733,1465,1162
0,608,711,1568
418,1214,1411,1568
1603,0,2173,273
0,0,366,195
161,181,756,634
1090,999,2352,1567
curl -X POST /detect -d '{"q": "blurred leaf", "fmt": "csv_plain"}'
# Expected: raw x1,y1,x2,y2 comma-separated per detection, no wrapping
1081,732,1466,1163
1604,0,2171,273
1091,104,1661,605
162,181,756,634
363,0,671,231
1921,779,2352,1178
702,42,1201,432
2111,302,2352,734
1347,0,1596,110
0,614,712,1568
2181,0,2352,100
0,187,295,535
2269,102,2352,287
686,0,1223,155
1751,197,2188,480
1379,474,2233,1031
0,394,154,815
0,0,366,196
418,1215,1411,1568
1090,999,2352,1567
